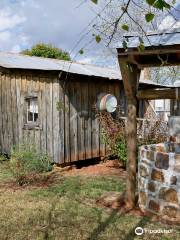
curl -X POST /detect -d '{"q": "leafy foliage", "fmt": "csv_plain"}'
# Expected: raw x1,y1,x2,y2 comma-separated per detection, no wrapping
90,0,175,49
21,43,71,61
79,48,84,55
145,13,155,22
91,0,98,4
121,24,129,31
146,0,156,5
153,0,170,10
0,154,8,163
9,144,53,185
97,111,168,167
95,35,102,43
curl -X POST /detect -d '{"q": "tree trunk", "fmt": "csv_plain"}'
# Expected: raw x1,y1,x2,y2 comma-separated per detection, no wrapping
118,60,140,209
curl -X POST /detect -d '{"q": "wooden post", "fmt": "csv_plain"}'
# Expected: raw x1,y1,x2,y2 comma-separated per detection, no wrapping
118,59,140,209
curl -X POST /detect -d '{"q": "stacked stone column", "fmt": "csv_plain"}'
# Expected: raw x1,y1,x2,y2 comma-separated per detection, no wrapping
138,143,180,223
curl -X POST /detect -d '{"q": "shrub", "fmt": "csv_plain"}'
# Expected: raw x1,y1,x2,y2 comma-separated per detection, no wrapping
21,43,71,61
9,144,53,185
0,154,9,163
97,111,167,167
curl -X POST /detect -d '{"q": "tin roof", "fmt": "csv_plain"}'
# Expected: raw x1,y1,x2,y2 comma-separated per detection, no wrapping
0,52,119,79
0,52,168,87
116,28,180,49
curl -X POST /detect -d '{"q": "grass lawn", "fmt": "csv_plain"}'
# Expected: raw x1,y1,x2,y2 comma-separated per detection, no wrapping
0,161,179,240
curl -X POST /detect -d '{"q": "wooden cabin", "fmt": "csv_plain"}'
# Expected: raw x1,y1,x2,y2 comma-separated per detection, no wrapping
0,52,164,164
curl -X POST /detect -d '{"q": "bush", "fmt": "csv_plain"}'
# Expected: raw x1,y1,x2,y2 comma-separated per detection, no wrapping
21,43,71,61
97,112,168,167
9,144,53,185
0,154,9,163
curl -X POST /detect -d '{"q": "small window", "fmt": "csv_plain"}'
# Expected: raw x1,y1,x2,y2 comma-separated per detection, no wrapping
26,97,38,124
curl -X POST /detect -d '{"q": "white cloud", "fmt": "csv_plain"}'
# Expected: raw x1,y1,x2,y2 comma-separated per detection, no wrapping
0,7,26,31
11,44,21,53
159,15,180,30
0,0,110,65
0,31,11,41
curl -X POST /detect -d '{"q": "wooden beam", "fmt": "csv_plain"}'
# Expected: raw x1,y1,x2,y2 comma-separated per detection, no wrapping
118,53,180,68
118,60,140,209
118,45,180,56
137,88,180,100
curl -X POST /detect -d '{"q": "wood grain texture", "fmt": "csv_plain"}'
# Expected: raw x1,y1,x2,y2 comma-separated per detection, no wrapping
0,69,149,164
119,60,140,209
137,88,180,100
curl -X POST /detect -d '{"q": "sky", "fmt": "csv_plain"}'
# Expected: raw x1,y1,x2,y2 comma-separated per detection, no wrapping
0,0,179,68
0,0,115,65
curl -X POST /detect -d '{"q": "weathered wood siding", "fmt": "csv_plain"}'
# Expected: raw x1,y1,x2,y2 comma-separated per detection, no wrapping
0,69,125,164
0,69,149,163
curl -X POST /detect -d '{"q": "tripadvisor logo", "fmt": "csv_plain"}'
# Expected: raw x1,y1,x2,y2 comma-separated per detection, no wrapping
135,227,144,236
135,227,173,235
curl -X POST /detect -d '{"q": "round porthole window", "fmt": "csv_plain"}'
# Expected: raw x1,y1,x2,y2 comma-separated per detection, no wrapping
97,93,117,113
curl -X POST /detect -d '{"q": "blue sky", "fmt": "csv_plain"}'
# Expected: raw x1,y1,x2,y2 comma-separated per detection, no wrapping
0,0,115,65
0,0,179,67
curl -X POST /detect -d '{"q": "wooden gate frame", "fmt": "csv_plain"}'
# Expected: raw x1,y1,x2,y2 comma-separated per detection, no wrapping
117,32,180,209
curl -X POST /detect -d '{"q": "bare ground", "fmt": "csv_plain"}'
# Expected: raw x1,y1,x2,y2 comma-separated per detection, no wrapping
58,159,127,178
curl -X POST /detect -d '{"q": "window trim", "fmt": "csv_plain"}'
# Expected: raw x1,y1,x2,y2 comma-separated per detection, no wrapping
23,91,41,130
26,96,38,124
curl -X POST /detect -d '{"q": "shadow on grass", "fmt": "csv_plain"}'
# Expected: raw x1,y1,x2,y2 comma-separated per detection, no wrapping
122,216,149,240
87,210,150,240
87,210,118,240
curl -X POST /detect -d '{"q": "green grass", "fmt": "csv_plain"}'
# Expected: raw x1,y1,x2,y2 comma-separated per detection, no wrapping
0,161,179,240
0,161,13,182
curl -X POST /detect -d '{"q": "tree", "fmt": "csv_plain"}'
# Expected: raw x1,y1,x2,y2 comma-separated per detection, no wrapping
88,0,179,210
21,43,71,61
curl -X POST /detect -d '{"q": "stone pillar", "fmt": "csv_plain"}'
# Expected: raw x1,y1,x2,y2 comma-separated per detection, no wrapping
138,143,180,223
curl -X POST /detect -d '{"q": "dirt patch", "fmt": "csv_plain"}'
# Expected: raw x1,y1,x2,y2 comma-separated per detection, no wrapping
96,191,145,217
0,160,126,191
0,171,63,191
58,160,126,178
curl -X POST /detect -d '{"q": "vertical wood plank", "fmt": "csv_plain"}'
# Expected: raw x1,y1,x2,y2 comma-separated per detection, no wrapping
39,77,47,154
81,79,91,159
21,74,28,144
52,76,60,163
98,81,107,157
59,80,65,163
16,74,23,146
64,82,70,162
85,79,92,160
46,77,53,159
11,73,18,146
3,73,8,152
33,76,41,152
0,73,3,152
76,80,86,161
69,81,78,162
91,81,99,158
7,74,15,153
26,74,34,146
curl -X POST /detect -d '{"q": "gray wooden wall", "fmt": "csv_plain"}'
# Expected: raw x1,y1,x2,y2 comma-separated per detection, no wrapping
0,69,125,164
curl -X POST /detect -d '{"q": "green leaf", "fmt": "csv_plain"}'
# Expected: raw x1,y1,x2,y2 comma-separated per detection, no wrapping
146,0,156,5
153,0,170,10
122,40,128,50
79,49,84,55
91,0,98,4
121,24,129,31
95,35,101,43
138,42,145,52
145,13,155,22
